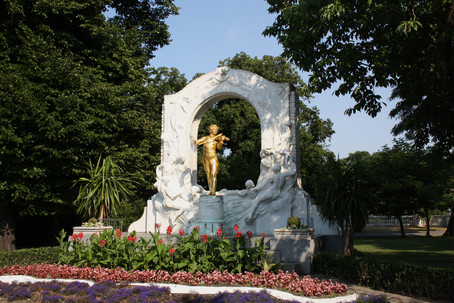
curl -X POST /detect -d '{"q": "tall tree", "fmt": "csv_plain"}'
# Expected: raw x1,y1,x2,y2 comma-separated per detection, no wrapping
264,0,454,154
0,0,178,248
196,52,334,191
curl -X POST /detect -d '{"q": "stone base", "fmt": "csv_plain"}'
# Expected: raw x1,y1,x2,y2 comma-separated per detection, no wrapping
270,228,316,274
197,195,224,236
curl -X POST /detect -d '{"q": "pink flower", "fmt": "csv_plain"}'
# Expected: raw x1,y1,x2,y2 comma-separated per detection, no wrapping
100,240,106,248
201,234,209,243
246,231,253,238
116,229,122,238
169,247,175,254
233,224,239,231
167,225,173,235
235,230,242,238
179,229,185,236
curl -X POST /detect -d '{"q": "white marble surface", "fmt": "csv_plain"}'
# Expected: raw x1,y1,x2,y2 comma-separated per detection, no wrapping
128,67,338,237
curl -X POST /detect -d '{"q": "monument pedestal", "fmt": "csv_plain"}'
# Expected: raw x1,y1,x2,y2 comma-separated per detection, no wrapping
197,195,224,235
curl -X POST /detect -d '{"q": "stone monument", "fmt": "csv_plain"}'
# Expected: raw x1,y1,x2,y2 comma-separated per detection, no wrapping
128,67,338,237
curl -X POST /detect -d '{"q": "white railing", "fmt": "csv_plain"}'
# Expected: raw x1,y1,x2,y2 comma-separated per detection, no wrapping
366,214,450,227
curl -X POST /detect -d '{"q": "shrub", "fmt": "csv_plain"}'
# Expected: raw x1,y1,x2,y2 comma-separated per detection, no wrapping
0,246,59,266
313,252,454,301
57,225,278,274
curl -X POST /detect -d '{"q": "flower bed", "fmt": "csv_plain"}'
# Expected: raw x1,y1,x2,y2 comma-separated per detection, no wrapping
0,264,347,298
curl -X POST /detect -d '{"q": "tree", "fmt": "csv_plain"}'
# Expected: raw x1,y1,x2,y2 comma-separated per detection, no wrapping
73,156,132,220
0,0,178,248
196,52,334,190
370,140,451,236
370,142,422,236
264,0,454,154
317,155,372,255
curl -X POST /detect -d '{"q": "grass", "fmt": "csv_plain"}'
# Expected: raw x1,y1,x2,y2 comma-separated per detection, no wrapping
354,227,454,269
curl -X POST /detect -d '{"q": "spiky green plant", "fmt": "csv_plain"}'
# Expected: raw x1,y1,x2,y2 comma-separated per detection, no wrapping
73,156,132,220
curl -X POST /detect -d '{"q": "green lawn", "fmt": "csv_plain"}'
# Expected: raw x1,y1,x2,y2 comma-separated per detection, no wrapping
354,235,454,269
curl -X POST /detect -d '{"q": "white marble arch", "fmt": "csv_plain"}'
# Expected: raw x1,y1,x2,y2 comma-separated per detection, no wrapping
129,67,338,236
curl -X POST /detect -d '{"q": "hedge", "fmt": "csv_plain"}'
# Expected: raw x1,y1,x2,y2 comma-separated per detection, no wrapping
313,251,454,301
0,246,60,267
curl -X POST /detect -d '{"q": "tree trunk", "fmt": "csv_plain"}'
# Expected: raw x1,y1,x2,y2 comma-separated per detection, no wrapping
343,229,354,256
397,216,406,237
424,208,431,237
443,208,454,236
0,207,16,251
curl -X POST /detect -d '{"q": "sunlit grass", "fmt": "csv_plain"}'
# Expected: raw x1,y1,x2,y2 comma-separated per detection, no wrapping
354,233,454,269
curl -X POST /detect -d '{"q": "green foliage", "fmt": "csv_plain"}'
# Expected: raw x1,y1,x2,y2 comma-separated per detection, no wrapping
316,155,373,254
57,227,277,274
368,140,452,235
73,156,133,220
286,216,303,229
264,0,454,153
0,247,60,266
88,218,98,225
313,252,454,301
0,0,182,232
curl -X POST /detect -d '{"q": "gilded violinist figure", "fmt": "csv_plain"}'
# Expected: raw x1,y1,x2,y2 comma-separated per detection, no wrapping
194,124,229,195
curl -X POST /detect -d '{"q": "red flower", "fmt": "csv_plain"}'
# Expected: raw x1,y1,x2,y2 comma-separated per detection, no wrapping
155,223,161,230
262,232,266,237
116,229,122,238
179,229,185,236
235,230,242,238
158,239,163,244
71,232,83,242
166,225,173,235
201,234,209,243
216,228,222,236
100,240,107,248
127,235,136,243
194,226,199,231
169,247,175,254
246,231,253,238
233,224,239,231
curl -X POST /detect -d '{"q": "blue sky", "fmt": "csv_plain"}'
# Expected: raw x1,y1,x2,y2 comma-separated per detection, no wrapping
150,0,400,158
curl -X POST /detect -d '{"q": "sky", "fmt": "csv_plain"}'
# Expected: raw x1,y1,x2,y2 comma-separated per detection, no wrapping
150,0,400,159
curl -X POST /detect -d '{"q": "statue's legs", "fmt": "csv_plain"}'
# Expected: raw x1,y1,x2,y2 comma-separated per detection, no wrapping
202,156,219,195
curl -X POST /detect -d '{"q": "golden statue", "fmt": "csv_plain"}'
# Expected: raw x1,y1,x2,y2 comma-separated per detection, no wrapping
194,124,229,195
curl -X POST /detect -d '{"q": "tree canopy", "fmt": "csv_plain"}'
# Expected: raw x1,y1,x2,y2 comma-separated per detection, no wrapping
0,0,179,222
264,0,454,153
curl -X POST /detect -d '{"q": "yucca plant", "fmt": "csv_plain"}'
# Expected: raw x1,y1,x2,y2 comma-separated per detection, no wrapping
73,156,132,220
